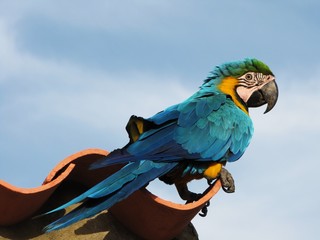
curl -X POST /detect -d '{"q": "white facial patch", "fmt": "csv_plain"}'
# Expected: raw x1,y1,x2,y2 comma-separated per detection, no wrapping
236,72,275,103
236,86,258,102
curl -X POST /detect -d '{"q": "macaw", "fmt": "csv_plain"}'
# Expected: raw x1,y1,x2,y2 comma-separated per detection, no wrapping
44,58,278,232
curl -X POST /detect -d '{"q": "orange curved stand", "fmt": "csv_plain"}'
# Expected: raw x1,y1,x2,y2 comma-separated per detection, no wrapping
0,149,221,240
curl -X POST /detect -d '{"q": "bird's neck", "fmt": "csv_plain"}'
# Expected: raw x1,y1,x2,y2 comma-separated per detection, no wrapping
200,77,249,115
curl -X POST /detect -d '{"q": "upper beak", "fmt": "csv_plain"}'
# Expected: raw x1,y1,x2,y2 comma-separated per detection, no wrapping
247,80,279,113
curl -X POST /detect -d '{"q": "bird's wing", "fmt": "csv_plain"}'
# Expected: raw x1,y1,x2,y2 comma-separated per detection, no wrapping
92,92,252,170
174,93,253,162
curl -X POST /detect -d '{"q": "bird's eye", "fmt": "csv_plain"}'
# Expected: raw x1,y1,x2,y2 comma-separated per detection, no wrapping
245,73,253,81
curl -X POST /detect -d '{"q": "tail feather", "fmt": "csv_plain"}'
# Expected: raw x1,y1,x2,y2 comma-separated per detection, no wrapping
89,148,135,170
91,122,177,170
90,160,168,199
43,161,142,215
44,161,177,232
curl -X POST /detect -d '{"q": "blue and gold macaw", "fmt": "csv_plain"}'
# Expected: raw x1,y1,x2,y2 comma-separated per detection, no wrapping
44,58,278,231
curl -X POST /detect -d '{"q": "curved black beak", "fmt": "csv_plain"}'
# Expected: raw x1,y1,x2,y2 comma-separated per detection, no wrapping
247,80,279,113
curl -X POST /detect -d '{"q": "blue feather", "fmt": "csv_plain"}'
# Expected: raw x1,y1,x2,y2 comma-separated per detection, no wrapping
44,161,177,232
127,123,175,156
149,104,179,124
44,58,265,232
195,98,212,118
178,108,198,128
201,138,225,160
196,118,208,129
211,137,232,160
45,162,142,214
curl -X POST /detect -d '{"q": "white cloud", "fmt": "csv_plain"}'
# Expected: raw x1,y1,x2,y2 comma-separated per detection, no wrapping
0,18,192,125
0,18,193,186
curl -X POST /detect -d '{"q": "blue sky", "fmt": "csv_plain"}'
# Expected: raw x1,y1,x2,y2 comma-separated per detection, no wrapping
0,1,319,239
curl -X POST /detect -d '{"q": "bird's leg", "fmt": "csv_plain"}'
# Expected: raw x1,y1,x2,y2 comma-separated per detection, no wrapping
175,182,202,203
219,168,235,193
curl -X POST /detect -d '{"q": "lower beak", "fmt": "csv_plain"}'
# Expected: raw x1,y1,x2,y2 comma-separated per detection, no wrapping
247,80,279,113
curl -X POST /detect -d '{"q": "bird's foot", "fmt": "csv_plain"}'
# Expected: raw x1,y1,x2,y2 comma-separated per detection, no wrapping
197,180,217,217
187,181,215,217
199,201,210,217
219,168,235,193
175,182,204,203
184,191,210,217
185,192,203,204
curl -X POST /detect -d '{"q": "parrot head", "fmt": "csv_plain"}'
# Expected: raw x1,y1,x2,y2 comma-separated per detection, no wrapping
205,58,278,114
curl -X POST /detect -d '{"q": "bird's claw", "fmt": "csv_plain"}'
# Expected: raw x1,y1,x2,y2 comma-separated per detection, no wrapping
199,201,210,217
219,168,235,193
183,179,218,217
185,193,203,204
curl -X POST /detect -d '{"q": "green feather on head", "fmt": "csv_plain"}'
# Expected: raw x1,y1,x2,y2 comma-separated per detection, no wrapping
204,58,274,84
245,58,274,76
